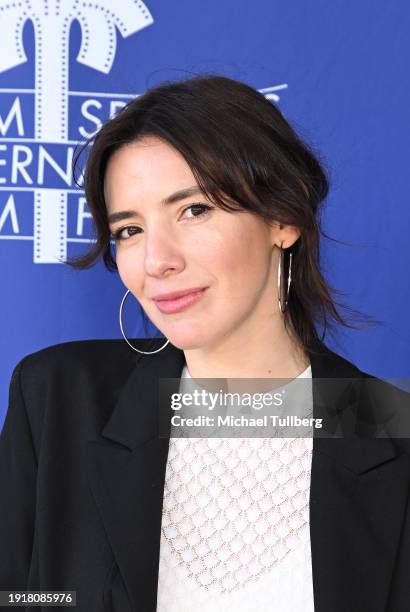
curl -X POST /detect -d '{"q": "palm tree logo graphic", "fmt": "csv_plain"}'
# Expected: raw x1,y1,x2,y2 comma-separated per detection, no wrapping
0,0,154,263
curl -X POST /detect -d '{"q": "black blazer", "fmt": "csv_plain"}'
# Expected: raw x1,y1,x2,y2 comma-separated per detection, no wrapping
1,336,409,612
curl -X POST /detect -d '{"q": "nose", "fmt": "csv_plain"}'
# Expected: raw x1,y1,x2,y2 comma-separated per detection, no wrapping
143,226,184,277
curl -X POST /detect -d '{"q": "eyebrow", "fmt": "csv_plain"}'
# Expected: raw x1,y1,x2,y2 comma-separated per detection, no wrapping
107,186,203,225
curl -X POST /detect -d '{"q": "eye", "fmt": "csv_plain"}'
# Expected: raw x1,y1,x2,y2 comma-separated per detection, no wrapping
182,203,213,220
110,226,142,242
109,203,213,242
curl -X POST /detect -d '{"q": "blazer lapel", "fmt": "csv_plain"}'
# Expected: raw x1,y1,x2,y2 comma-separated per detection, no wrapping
86,337,408,612
86,341,185,611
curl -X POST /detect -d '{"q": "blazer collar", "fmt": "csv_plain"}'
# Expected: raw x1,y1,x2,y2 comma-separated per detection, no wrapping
99,335,399,474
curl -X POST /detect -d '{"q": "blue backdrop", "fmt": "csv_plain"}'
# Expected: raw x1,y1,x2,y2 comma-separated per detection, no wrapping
1,0,409,429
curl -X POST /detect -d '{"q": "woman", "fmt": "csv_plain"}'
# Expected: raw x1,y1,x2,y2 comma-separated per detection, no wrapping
1,75,409,612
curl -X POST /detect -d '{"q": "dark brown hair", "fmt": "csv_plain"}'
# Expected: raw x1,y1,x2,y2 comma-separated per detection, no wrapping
67,73,379,354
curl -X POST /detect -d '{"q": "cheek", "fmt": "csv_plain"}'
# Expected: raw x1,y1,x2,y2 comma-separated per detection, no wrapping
205,223,269,283
115,250,143,292
200,221,245,264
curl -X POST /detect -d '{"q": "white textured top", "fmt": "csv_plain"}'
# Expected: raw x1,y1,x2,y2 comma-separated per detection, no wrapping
157,364,314,611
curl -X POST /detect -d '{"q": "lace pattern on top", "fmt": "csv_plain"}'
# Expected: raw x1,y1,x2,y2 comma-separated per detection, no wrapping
157,365,314,611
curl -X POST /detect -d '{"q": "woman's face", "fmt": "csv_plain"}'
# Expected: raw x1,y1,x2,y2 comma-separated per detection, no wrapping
104,135,297,350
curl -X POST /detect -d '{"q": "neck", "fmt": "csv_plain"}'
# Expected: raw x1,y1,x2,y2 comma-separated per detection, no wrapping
182,316,310,380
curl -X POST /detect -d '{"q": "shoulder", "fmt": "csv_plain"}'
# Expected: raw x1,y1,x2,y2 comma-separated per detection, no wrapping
11,338,164,404
309,339,410,455
10,339,130,404
345,364,410,456
17,338,134,370
14,337,154,380
333,346,410,430
308,338,364,378
359,370,410,449
7,338,153,436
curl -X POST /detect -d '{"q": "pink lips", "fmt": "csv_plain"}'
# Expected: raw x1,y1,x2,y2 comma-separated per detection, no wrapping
153,288,208,314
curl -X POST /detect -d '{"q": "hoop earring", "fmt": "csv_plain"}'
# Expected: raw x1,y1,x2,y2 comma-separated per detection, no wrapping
119,289,170,355
277,243,292,313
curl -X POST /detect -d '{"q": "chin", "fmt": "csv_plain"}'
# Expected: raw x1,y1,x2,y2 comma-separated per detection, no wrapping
165,326,215,352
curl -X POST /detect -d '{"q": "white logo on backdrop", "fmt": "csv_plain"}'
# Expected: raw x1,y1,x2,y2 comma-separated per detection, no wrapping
0,0,287,264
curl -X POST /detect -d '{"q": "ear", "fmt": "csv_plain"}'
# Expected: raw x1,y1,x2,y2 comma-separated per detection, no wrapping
269,222,301,249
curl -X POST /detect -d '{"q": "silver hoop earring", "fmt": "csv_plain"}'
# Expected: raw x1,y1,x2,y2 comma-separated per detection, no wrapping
277,244,292,313
119,289,170,355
